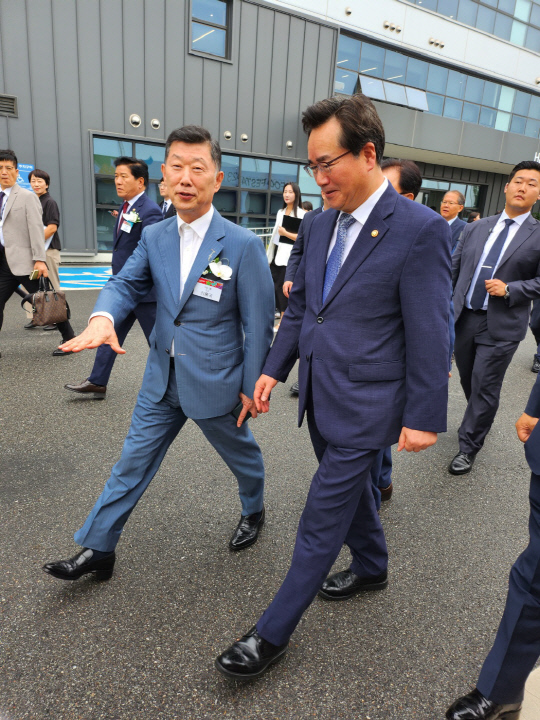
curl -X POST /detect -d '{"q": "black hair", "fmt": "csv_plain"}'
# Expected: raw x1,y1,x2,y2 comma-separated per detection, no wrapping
114,157,149,188
467,211,481,223
0,149,18,167
381,158,422,199
508,160,540,182
302,94,385,164
28,168,50,188
283,181,302,217
302,201,313,211
164,125,221,171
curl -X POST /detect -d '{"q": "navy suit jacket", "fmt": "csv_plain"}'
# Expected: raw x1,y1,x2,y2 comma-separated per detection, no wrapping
159,200,176,220
284,207,324,283
450,217,467,251
525,372,540,474
263,183,452,450
452,213,540,342
112,192,162,302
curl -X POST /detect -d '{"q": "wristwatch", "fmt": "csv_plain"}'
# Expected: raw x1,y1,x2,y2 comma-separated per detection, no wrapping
504,284,510,300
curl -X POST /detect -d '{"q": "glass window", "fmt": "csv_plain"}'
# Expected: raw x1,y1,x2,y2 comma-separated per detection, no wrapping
360,76,386,101
383,50,407,84
483,81,501,108
462,102,480,123
146,183,161,205
406,58,428,89
457,0,478,24
514,90,531,115
96,178,119,205
334,69,358,95
443,97,463,119
191,21,226,57
530,95,540,119
510,19,527,43
465,185,481,208
299,171,321,196
426,93,445,115
525,118,540,138
134,143,165,180
359,43,385,78
239,216,267,229
495,111,511,131
337,34,361,71
446,70,467,99
476,6,496,32
240,191,267,215
498,86,515,112
479,107,497,127
383,82,408,104
525,26,540,50
93,137,133,175
498,0,516,13
514,0,532,21
426,64,448,93
494,12,513,39
531,4,540,25
270,194,284,215
437,0,458,18
192,0,227,25
510,115,527,133
405,86,430,111
482,0,498,7
418,0,437,9
214,189,237,214
270,161,299,192
240,158,270,190
96,209,117,253
221,154,239,187
464,76,484,103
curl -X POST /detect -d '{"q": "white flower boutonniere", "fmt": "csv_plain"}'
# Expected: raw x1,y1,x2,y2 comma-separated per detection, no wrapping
123,209,142,223
202,257,233,280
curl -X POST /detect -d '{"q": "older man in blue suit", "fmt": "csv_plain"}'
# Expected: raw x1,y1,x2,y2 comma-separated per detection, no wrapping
216,94,451,679
43,126,274,582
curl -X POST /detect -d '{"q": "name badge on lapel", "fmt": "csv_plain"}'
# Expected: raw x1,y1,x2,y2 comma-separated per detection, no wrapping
193,277,223,302
120,220,133,234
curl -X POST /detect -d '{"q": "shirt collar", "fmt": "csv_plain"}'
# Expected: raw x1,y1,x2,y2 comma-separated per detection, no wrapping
447,216,457,226
499,209,530,227
125,190,145,209
341,177,389,227
1,185,14,197
177,205,214,239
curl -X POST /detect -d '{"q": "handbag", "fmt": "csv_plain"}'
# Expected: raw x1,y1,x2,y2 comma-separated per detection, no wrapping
20,276,70,326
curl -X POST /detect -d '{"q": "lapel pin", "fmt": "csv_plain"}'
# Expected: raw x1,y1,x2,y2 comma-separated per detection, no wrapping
371,230,379,237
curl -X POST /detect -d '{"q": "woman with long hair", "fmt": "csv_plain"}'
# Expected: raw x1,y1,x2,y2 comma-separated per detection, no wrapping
267,181,306,330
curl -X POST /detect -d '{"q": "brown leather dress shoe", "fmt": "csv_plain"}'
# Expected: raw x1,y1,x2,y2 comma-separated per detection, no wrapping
380,482,393,501
446,688,521,719
64,379,106,397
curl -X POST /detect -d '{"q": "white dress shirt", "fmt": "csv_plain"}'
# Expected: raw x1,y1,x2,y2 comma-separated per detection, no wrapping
0,184,14,246
326,177,388,263
448,216,457,226
465,210,530,310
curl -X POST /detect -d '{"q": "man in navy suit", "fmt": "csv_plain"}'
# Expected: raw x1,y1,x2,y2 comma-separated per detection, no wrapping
158,176,176,220
449,161,540,475
216,94,451,679
441,190,467,252
446,373,540,719
43,126,274,582
64,157,162,398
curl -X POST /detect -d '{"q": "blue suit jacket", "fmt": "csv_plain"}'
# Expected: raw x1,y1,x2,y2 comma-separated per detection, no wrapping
262,183,452,449
450,217,467,252
284,206,324,283
112,192,163,303
93,209,275,419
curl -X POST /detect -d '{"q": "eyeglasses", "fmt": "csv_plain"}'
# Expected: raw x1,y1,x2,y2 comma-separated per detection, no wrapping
303,150,351,178
441,201,462,206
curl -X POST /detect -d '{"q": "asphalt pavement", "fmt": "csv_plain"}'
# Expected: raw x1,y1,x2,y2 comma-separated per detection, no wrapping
0,289,538,720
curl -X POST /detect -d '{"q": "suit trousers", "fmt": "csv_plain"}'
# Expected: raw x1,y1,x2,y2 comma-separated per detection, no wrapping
88,302,156,386
370,446,393,511
454,309,519,455
0,248,74,341
477,471,540,705
74,361,265,552
256,397,388,647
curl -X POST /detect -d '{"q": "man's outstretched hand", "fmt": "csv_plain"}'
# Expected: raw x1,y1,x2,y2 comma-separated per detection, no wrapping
397,428,437,452
254,374,278,413
58,316,125,355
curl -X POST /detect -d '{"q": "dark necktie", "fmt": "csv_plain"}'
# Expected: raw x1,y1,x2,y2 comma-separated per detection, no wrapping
117,201,129,238
0,191,5,218
162,202,168,218
323,213,356,303
469,217,514,311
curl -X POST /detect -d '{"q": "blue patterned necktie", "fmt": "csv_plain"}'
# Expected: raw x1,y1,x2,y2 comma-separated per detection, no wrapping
322,212,356,303
469,217,514,311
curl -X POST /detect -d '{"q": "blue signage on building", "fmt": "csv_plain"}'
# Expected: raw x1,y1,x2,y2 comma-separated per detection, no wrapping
17,163,34,190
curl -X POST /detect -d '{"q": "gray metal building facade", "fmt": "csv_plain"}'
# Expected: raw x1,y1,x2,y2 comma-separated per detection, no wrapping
0,0,538,255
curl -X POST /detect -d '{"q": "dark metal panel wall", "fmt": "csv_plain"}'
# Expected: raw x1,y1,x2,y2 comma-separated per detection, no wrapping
144,0,166,136
100,0,125,131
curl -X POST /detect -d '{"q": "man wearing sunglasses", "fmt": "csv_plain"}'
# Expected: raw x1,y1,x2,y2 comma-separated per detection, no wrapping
216,93,452,679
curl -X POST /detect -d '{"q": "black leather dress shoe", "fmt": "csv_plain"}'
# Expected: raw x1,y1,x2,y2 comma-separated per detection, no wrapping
229,507,265,551
380,482,393,501
449,451,476,475
532,356,540,373
64,379,107,397
24,320,36,329
42,548,115,581
446,688,522,719
290,381,299,396
215,626,288,679
52,348,73,357
318,568,388,600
